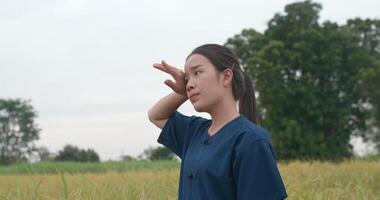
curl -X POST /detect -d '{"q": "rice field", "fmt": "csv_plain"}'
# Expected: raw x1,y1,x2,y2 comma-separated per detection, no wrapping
0,159,379,200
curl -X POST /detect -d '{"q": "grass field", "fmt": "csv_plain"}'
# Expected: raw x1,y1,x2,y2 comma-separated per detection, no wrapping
0,159,379,200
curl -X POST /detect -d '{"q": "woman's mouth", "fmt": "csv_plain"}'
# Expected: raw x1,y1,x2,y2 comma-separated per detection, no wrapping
190,94,200,102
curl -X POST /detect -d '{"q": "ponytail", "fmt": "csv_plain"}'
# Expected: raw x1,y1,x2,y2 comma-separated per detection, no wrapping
239,71,257,124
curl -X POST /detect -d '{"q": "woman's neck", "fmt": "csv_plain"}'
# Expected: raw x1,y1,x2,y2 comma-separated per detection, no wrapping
208,98,240,136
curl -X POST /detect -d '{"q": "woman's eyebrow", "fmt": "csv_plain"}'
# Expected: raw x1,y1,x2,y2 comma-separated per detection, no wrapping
185,65,203,77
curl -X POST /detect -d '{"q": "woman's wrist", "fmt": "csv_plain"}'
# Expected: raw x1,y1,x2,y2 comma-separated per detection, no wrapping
172,92,188,102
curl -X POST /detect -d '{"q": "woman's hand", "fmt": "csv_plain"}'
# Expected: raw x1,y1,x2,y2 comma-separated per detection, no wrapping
153,60,187,96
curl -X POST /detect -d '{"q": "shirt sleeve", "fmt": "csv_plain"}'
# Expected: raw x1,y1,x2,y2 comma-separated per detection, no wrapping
233,139,288,200
157,111,201,159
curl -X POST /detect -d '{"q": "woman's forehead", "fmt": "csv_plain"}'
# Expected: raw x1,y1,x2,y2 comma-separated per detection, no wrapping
184,54,211,71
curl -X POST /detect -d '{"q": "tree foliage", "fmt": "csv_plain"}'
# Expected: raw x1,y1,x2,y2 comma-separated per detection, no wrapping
36,146,55,161
55,144,100,162
226,0,380,160
347,18,380,152
141,146,176,160
0,99,40,165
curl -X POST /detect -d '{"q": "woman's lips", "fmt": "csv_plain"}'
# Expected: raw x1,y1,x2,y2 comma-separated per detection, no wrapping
190,94,200,102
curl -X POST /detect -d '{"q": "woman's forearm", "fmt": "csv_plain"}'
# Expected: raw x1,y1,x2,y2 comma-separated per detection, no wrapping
148,92,188,121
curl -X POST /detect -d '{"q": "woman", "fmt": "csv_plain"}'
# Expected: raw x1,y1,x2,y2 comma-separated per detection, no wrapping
148,44,288,200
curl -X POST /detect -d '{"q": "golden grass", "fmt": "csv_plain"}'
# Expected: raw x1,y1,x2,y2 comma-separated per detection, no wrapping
280,160,380,200
0,169,179,200
0,160,379,200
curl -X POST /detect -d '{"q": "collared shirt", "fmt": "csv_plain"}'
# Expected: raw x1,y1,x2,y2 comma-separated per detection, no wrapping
157,111,288,200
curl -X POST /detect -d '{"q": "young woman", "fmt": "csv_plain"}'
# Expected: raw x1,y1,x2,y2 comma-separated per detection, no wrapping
148,44,287,200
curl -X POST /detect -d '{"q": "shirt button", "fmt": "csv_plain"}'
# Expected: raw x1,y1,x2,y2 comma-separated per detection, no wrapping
203,139,210,145
188,172,197,179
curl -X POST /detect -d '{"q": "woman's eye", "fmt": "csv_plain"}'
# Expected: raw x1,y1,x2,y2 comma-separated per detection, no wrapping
195,71,201,75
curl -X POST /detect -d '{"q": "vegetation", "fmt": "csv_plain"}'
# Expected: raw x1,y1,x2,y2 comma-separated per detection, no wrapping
226,0,380,160
55,144,100,162
0,99,41,165
1,1,379,199
0,159,379,200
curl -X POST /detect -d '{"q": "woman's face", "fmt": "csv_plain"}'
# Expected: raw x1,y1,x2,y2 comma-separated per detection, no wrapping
184,54,226,113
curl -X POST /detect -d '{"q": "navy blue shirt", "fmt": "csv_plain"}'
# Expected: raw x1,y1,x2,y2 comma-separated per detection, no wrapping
157,111,288,200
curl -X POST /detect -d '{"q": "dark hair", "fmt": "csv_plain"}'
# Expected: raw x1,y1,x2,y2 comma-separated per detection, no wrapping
186,44,257,124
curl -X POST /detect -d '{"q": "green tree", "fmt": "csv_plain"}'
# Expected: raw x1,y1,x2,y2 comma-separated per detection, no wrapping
347,18,380,153
55,144,100,162
347,18,380,54
120,154,136,161
140,146,176,160
36,146,55,161
0,99,40,165
226,0,378,160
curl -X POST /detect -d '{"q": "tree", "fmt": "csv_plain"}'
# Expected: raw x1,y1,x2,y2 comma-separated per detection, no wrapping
120,154,136,161
140,146,176,160
347,18,380,153
36,146,55,161
55,144,100,162
226,0,379,160
359,62,380,153
0,99,40,165
347,18,380,54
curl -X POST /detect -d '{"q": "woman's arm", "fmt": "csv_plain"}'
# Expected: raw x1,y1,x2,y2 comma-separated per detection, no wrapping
148,92,187,129
148,60,188,129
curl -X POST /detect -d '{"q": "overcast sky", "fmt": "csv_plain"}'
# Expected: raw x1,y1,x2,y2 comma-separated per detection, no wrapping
1,0,379,160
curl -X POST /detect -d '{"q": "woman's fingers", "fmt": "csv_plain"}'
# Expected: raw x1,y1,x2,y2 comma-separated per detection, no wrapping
161,60,174,71
152,63,166,73
153,60,186,95
153,61,175,75
164,79,176,91
153,60,182,79
161,61,179,78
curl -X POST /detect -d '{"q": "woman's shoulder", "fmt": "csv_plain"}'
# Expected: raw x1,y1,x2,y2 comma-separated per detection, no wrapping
173,111,210,123
234,115,272,144
174,111,211,130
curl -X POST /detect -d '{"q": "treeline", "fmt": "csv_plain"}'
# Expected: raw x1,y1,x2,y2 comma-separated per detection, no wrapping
36,144,175,163
0,99,175,165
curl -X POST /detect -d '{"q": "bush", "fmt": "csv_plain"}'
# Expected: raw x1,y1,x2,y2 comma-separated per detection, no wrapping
55,144,100,162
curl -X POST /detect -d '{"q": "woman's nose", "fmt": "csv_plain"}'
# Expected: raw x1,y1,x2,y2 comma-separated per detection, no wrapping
186,81,195,93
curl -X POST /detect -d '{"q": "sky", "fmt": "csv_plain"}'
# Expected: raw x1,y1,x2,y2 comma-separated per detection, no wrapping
0,0,379,161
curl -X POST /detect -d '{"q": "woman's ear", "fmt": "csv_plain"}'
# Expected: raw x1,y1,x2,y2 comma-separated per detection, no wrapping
222,68,233,86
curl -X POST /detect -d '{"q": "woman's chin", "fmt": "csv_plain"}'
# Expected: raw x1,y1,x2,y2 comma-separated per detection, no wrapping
193,102,207,113
192,102,202,112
